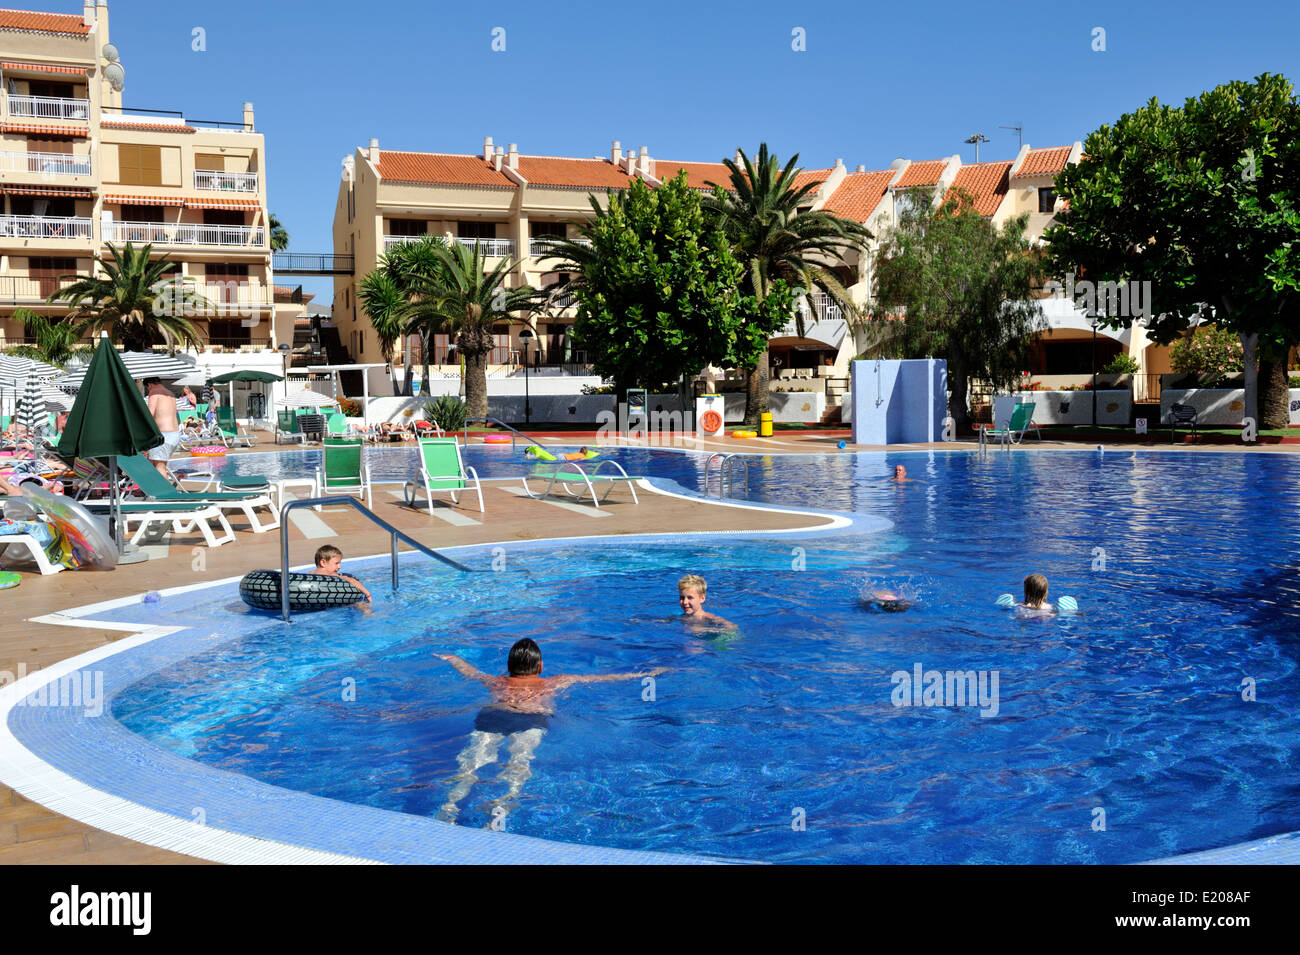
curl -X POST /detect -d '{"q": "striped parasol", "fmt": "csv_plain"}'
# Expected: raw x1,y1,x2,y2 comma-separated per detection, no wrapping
0,375,71,411
52,351,196,391
277,389,339,409
0,355,60,379
15,374,47,439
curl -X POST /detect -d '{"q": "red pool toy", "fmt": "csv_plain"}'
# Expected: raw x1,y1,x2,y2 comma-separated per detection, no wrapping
189,445,228,457
482,434,511,444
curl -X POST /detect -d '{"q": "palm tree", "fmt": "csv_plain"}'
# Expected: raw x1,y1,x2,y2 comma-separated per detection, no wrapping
423,241,540,419
359,237,453,397
4,309,92,367
359,261,417,396
50,243,208,353
269,212,289,252
704,144,873,424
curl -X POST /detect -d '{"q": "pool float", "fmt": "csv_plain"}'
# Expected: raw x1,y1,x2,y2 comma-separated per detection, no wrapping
732,430,757,439
997,593,1078,613
525,446,600,462
239,569,368,612
19,485,116,570
0,571,20,590
189,445,228,457
482,434,511,444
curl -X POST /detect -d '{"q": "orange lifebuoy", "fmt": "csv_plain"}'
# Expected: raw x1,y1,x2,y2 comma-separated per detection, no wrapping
699,410,722,432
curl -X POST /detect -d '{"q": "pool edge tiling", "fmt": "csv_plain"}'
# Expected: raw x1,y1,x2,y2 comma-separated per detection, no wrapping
1,496,863,866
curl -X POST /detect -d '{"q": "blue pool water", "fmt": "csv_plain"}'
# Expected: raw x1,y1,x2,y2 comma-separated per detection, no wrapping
113,447,1300,863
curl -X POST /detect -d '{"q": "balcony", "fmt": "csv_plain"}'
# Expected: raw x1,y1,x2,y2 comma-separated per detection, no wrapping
194,169,259,193
5,94,90,121
383,235,516,257
0,149,92,177
0,215,94,241
0,274,76,303
103,221,265,248
529,237,590,256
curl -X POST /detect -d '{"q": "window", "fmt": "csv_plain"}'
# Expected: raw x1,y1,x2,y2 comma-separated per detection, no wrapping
387,219,427,236
491,323,510,364
458,221,497,239
194,153,224,171
203,209,245,226
119,203,165,223
1038,188,1057,214
206,263,249,303
12,197,75,218
27,136,73,154
28,80,76,98
116,144,162,186
28,257,76,298
530,221,566,239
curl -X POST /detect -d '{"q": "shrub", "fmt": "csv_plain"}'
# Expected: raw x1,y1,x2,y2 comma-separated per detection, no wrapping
1170,326,1244,385
424,395,466,432
1100,353,1140,375
337,397,361,417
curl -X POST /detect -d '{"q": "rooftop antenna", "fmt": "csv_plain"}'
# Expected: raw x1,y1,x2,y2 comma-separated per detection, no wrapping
964,133,989,163
999,123,1023,149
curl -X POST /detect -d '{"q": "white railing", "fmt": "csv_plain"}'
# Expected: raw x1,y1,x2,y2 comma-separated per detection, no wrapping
104,221,265,247
201,283,273,307
456,237,514,257
0,215,94,240
0,274,76,302
383,234,426,251
798,292,844,323
194,169,259,192
529,237,590,255
5,94,90,121
0,149,92,176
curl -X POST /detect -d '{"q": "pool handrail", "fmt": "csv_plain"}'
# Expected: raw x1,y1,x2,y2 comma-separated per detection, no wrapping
704,452,749,500
278,495,472,622
461,416,551,455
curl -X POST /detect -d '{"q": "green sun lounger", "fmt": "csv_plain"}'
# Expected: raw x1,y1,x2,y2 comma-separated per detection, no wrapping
403,437,484,514
981,401,1041,449
316,438,372,507
519,458,639,508
117,453,279,533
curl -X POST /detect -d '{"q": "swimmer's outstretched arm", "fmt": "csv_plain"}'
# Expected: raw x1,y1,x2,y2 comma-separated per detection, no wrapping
553,666,671,688
436,654,493,684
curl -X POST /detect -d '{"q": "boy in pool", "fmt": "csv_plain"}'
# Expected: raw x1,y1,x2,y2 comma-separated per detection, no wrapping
1018,573,1054,614
310,544,373,606
435,638,666,823
678,574,736,630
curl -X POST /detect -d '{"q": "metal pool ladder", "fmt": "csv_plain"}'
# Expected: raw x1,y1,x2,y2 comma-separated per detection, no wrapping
279,496,472,622
704,452,749,500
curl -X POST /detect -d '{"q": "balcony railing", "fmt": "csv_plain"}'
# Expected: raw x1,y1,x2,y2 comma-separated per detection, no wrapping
797,292,844,323
5,94,90,121
529,237,590,256
194,169,259,192
383,235,516,257
204,338,272,352
0,149,92,176
0,215,94,240
0,274,77,303
104,221,265,247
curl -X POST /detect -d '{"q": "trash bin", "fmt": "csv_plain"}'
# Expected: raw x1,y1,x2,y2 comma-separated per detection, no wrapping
760,412,773,437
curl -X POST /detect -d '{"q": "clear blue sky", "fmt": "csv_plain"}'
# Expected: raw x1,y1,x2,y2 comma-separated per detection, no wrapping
87,0,1300,303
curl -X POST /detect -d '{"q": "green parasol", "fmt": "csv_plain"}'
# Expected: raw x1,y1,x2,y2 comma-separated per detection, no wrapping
57,333,163,556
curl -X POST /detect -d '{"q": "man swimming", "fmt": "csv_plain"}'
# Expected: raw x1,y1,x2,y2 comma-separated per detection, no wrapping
434,638,666,824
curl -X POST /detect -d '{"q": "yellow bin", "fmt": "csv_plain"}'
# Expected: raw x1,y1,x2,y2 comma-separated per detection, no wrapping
759,412,773,437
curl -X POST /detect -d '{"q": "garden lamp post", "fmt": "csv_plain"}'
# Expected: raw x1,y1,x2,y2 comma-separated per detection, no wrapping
518,328,534,425
1088,310,1100,427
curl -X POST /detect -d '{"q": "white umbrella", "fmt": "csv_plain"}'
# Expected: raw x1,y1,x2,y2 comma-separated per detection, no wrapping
0,355,60,379
0,376,71,411
54,351,196,391
277,389,339,409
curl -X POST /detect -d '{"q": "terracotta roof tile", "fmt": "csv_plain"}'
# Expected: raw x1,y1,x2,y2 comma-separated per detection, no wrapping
892,159,949,189
652,160,731,190
102,120,196,133
945,161,1012,216
0,8,91,34
515,155,633,189
376,151,514,187
791,168,831,195
823,170,894,221
1016,146,1071,178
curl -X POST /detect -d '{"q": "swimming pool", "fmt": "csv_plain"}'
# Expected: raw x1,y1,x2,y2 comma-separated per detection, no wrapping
12,447,1300,863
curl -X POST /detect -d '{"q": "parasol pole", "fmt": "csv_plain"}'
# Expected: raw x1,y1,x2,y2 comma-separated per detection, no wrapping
109,456,123,553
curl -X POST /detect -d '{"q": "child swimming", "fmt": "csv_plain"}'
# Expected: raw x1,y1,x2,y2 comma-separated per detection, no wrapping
678,574,736,631
1016,573,1054,615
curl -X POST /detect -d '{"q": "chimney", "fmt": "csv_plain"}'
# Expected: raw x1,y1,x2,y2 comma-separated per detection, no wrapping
369,138,380,166
637,145,651,176
483,136,494,162
242,102,255,131
834,158,845,169
506,142,519,171
611,140,622,164
83,0,94,26
493,145,504,172
855,164,866,173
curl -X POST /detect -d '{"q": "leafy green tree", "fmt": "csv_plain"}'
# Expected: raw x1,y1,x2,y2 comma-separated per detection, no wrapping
541,173,794,400
872,190,1045,432
1047,73,1300,428
50,243,207,353
704,144,872,425
269,212,290,252
4,309,92,367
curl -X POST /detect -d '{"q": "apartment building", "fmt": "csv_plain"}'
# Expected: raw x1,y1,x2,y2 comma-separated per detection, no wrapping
334,132,1159,398
0,2,299,409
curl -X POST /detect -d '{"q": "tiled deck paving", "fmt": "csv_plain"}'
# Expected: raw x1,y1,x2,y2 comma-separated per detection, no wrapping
2,430,1295,863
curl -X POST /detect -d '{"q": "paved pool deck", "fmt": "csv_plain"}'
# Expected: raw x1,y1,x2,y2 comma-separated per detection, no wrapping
2,430,1296,863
